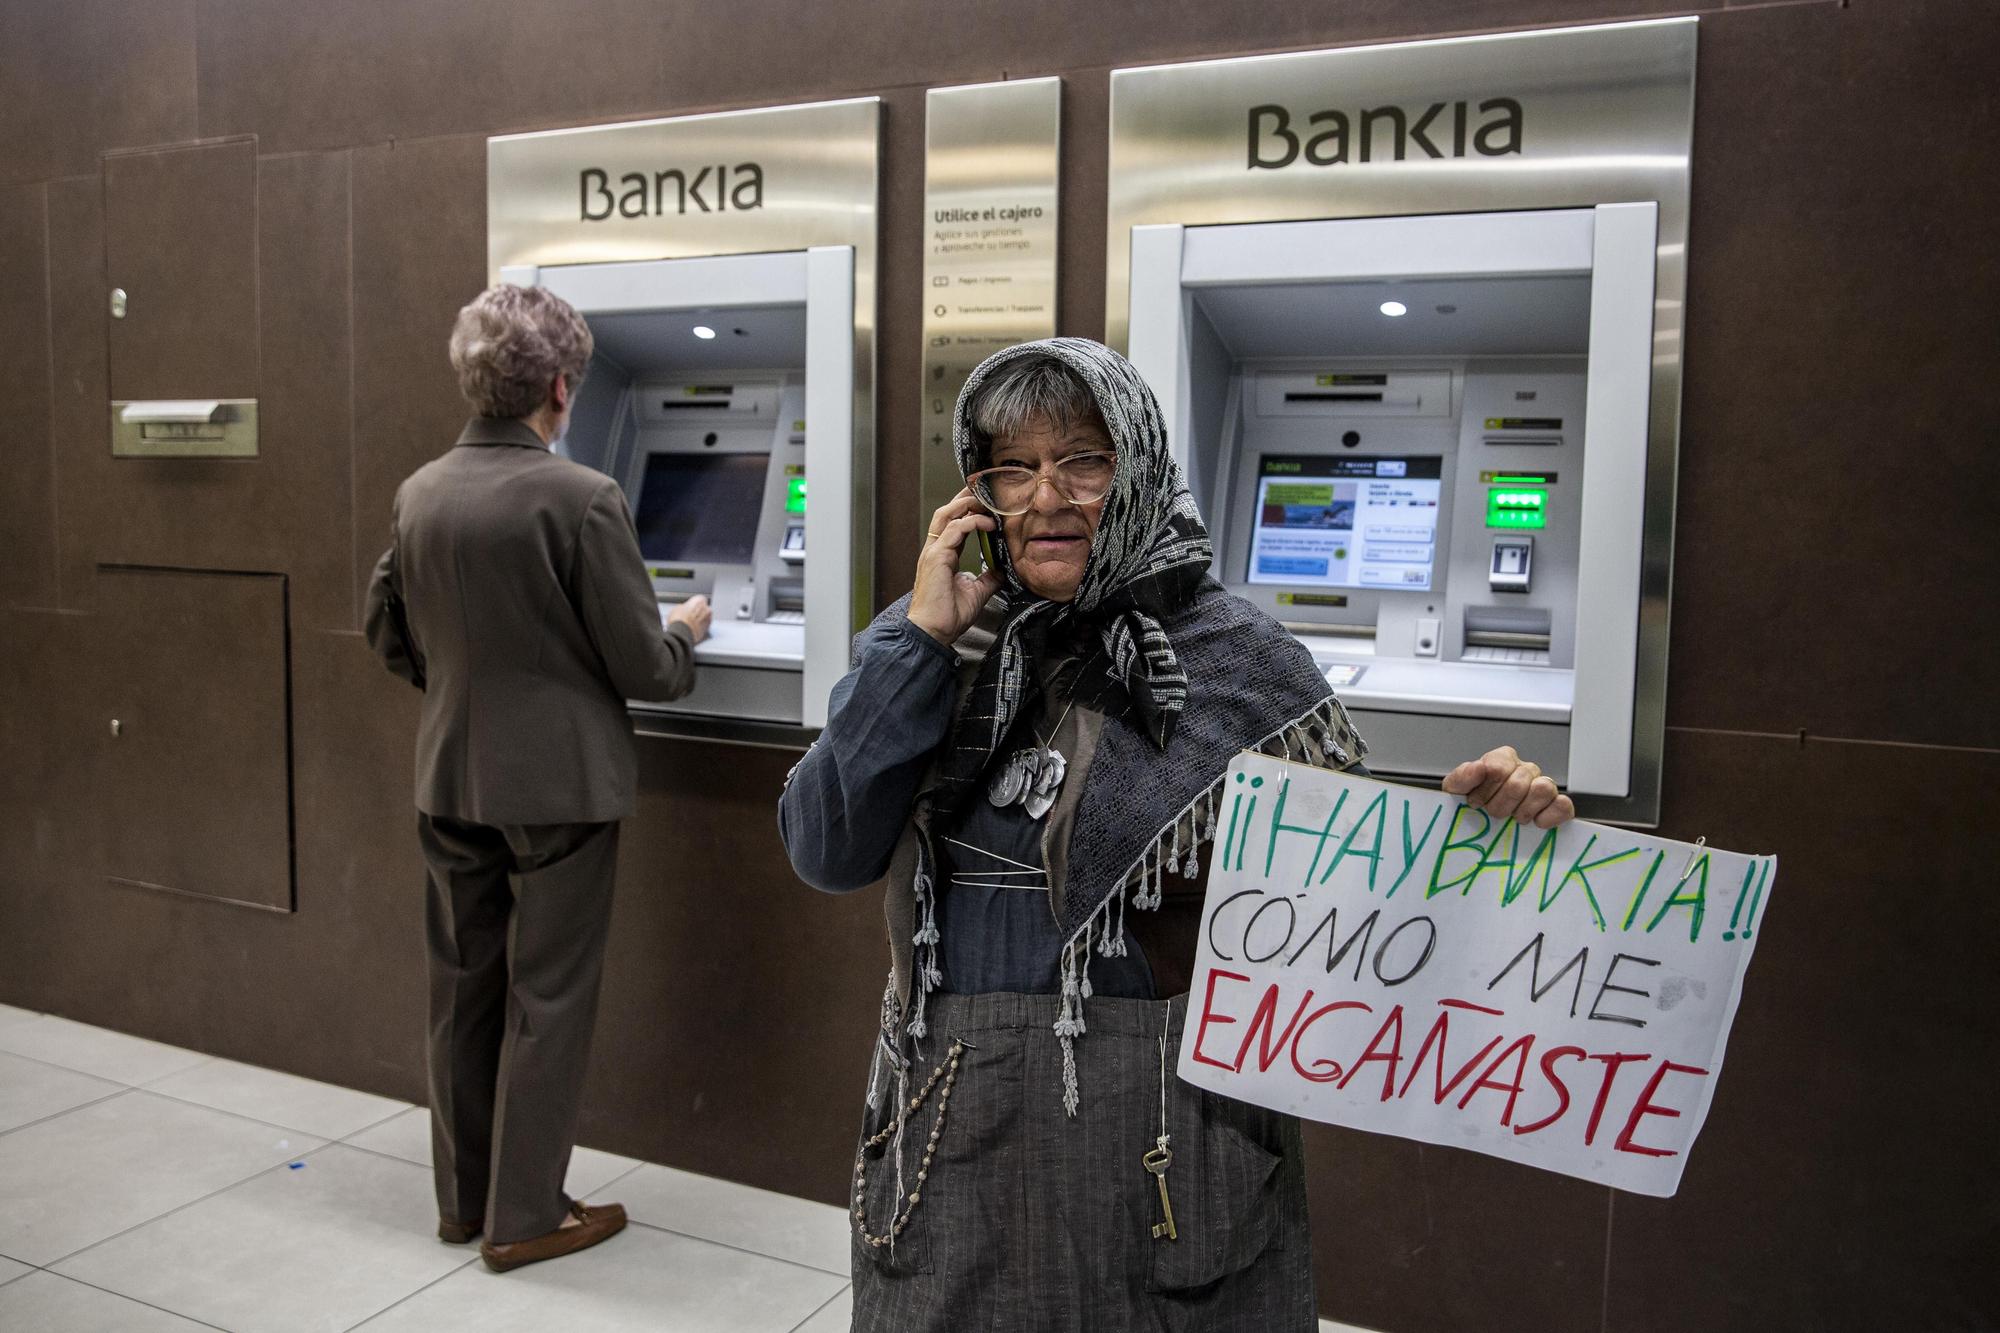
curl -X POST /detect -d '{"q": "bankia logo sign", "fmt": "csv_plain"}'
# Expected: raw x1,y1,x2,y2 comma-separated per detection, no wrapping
1246,97,1525,169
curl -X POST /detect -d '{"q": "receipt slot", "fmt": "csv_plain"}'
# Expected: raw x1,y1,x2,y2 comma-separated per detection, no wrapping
502,249,857,733
1128,205,1661,810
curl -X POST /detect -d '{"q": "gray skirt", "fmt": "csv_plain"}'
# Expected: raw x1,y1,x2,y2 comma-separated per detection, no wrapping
849,992,1316,1332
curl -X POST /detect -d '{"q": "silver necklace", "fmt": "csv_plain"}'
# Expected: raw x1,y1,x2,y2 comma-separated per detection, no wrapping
986,689,1079,820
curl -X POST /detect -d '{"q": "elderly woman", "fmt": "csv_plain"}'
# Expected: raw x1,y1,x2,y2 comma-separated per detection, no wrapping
779,338,1572,1328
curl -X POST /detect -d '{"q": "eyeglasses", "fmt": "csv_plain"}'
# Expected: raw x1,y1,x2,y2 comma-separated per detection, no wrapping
966,452,1117,516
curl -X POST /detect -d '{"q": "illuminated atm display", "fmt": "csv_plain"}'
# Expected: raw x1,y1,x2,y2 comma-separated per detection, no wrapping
1248,454,1444,591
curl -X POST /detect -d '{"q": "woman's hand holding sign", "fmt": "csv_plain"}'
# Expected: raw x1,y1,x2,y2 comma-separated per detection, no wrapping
1443,744,1576,828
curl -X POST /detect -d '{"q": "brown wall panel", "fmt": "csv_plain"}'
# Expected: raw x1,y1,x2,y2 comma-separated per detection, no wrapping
47,153,355,624
256,151,357,633
1055,72,1111,343
0,182,57,610
0,0,197,188
1,625,430,1098
193,0,1699,158
46,175,111,614
195,0,678,157
104,137,259,401
286,628,430,1097
349,134,488,618
0,609,97,925
1604,727,2000,1330
572,740,891,1195
91,567,294,912
872,86,926,607
1305,1128,1611,1331
1666,0,2000,749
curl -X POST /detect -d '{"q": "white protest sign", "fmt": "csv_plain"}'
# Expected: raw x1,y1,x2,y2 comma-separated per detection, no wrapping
1176,753,1776,1197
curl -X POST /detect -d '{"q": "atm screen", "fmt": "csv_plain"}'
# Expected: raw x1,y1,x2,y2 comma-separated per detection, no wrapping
1247,454,1443,592
633,452,766,565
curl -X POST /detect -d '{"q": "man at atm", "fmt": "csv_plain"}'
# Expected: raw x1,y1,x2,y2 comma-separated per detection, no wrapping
364,284,710,1273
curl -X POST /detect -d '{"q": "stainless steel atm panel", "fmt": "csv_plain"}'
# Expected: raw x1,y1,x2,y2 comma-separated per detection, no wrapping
505,248,857,734
1129,206,1659,810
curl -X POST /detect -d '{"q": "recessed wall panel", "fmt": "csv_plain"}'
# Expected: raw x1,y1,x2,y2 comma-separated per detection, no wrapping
93,567,294,912
103,138,259,402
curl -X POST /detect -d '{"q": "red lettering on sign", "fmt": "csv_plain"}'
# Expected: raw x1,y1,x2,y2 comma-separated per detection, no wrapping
1192,969,1251,1071
1582,1052,1653,1147
1513,1045,1587,1136
1614,1060,1710,1158
1338,1004,1405,1098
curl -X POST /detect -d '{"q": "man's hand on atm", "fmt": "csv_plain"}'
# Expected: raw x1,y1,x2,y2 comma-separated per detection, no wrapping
667,594,713,644
1441,745,1576,829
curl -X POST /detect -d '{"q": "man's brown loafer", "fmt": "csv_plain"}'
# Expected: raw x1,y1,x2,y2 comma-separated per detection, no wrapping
438,1217,483,1244
479,1200,627,1273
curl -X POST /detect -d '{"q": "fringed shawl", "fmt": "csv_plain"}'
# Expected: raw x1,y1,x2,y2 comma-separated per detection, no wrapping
876,339,1369,1115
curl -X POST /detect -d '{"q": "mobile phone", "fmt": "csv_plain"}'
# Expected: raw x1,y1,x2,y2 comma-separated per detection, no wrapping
977,525,997,571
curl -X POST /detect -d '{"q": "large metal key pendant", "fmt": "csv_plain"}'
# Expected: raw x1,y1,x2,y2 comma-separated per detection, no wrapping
1144,1140,1177,1241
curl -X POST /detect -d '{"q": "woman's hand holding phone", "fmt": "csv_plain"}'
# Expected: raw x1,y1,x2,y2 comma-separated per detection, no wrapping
908,489,1003,647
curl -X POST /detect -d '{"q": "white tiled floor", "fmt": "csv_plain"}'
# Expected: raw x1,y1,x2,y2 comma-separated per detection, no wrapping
0,1007,1375,1332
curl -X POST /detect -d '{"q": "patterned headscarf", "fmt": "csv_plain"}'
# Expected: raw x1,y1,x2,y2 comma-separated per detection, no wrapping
929,338,1214,816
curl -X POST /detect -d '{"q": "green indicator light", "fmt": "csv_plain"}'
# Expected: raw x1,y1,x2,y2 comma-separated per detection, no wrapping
1486,486,1547,530
786,476,808,514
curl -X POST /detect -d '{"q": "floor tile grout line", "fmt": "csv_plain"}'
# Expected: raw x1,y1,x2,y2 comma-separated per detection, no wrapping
787,1283,851,1332
623,1215,851,1281
341,1252,484,1332
327,1251,483,1333
40,1134,483,1331
338,1102,424,1141
22,1267,236,1331
1,1020,415,1139
0,1086,136,1142
333,1135,649,1203
134,1082,407,1143
582,1162,647,1197
42,1138,347,1272
134,1056,221,1088
0,1038,185,1090
335,1138,431,1172
31,1083,352,1149
0,1034,211,1091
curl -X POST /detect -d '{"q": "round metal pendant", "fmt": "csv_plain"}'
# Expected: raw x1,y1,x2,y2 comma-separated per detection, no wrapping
1022,747,1066,819
987,748,1036,808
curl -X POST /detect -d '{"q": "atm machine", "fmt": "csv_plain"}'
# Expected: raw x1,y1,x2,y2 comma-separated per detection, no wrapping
500,249,857,735
1129,205,1661,817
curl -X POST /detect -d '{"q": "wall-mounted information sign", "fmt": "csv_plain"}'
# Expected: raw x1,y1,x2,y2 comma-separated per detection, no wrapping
919,77,1061,522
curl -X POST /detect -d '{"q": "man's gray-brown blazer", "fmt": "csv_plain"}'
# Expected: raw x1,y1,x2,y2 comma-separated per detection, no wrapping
365,414,694,1244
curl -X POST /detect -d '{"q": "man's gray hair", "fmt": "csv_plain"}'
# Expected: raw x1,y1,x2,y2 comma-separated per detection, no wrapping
448,284,594,420
965,353,1106,463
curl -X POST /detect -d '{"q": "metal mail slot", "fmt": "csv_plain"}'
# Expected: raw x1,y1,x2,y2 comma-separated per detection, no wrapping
111,399,259,458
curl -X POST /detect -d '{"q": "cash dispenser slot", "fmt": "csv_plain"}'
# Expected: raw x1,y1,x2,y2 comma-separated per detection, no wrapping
1278,620,1376,641
1463,606,1552,664
768,579,805,621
